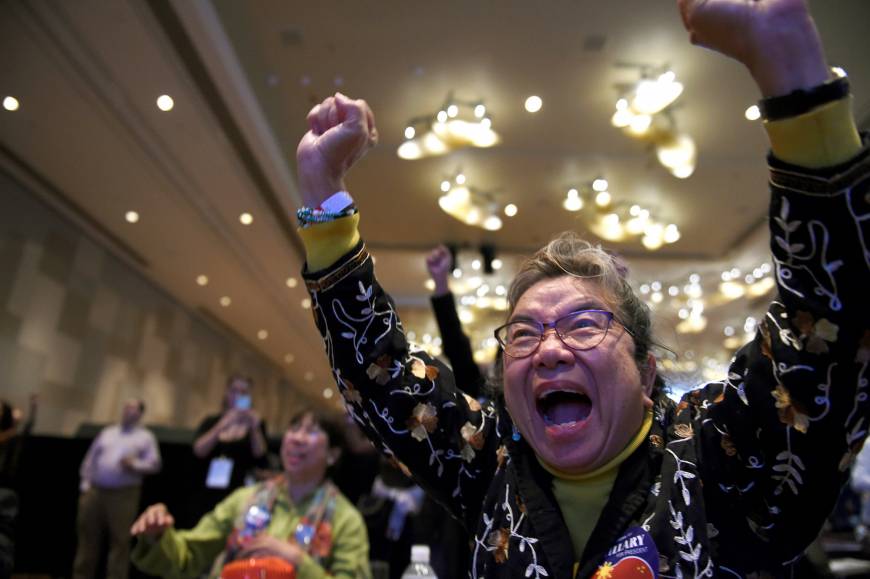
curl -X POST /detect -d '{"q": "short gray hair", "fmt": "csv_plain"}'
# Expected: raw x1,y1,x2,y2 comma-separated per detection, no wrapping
506,232,659,395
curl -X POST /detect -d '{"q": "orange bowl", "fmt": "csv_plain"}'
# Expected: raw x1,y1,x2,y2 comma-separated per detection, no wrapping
221,557,296,579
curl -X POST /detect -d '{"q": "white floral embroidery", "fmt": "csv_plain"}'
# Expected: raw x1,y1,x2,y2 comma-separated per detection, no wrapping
771,428,806,497
773,198,842,312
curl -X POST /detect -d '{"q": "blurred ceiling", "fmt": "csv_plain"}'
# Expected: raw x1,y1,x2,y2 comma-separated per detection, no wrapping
2,0,869,401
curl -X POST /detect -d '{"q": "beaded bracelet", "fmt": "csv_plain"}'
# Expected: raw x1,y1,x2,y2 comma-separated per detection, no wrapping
296,205,358,228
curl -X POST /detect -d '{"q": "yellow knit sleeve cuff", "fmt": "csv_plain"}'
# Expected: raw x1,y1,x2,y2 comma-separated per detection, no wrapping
764,96,862,169
298,213,361,272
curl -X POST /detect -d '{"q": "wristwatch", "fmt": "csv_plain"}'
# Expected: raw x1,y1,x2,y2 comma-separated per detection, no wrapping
759,72,850,122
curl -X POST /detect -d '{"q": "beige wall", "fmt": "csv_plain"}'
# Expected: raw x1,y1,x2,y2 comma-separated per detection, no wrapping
0,170,306,436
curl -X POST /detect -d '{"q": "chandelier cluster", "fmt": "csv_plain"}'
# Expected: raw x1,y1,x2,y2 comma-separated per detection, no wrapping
438,173,512,231
717,263,775,300
639,273,707,334
637,262,775,337
562,178,680,250
610,68,697,179
398,94,500,160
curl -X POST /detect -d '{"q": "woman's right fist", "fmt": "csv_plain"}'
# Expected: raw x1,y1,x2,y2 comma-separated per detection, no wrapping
296,93,378,207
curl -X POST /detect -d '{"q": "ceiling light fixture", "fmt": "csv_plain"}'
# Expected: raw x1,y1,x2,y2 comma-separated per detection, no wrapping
565,178,680,251
563,188,583,212
631,71,683,115
286,277,298,288
595,190,612,207
398,93,500,160
219,296,231,307
744,105,761,121
524,95,543,113
438,173,506,231
655,133,697,179
239,213,254,225
125,211,140,223
257,329,268,340
156,94,174,111
196,275,209,286
3,96,20,111
610,65,696,179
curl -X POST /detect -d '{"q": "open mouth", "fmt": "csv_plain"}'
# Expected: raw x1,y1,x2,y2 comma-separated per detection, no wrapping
285,451,306,464
537,390,592,427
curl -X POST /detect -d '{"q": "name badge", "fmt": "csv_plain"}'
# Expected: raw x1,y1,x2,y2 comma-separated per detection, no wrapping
206,457,234,489
592,526,658,578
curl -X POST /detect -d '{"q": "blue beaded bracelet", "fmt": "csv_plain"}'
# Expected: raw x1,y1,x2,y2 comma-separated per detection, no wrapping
296,205,358,228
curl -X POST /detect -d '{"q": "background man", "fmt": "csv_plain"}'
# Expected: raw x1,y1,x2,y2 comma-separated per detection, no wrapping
73,398,161,579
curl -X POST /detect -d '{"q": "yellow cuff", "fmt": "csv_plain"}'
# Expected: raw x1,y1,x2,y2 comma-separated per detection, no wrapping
765,96,862,169
298,213,361,272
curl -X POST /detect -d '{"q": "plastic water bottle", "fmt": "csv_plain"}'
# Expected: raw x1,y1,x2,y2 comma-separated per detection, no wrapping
400,545,438,579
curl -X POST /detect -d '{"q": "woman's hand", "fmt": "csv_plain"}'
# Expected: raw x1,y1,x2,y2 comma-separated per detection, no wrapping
296,93,378,208
236,535,305,565
130,503,175,539
678,0,829,96
426,245,453,296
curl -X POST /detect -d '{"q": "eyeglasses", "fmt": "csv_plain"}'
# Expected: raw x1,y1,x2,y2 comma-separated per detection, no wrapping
494,309,622,359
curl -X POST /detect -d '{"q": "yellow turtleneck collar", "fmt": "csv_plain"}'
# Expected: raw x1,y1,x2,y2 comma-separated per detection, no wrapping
536,406,653,481
532,408,653,567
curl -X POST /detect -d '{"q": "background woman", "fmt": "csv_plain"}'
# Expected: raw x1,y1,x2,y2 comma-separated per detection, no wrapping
131,409,371,579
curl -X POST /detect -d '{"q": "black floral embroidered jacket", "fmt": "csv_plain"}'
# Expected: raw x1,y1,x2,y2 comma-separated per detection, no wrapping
303,141,870,578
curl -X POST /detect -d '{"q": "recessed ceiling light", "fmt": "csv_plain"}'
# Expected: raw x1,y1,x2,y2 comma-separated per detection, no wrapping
524,95,543,113
301,298,311,309
3,96,20,111
219,296,231,307
492,259,503,270
156,95,174,111
239,213,254,225
284,353,295,364
424,279,435,291
257,329,268,340
504,204,518,217
304,371,314,382
286,277,298,288
125,211,140,223
196,275,209,286
322,388,334,399
744,105,761,121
